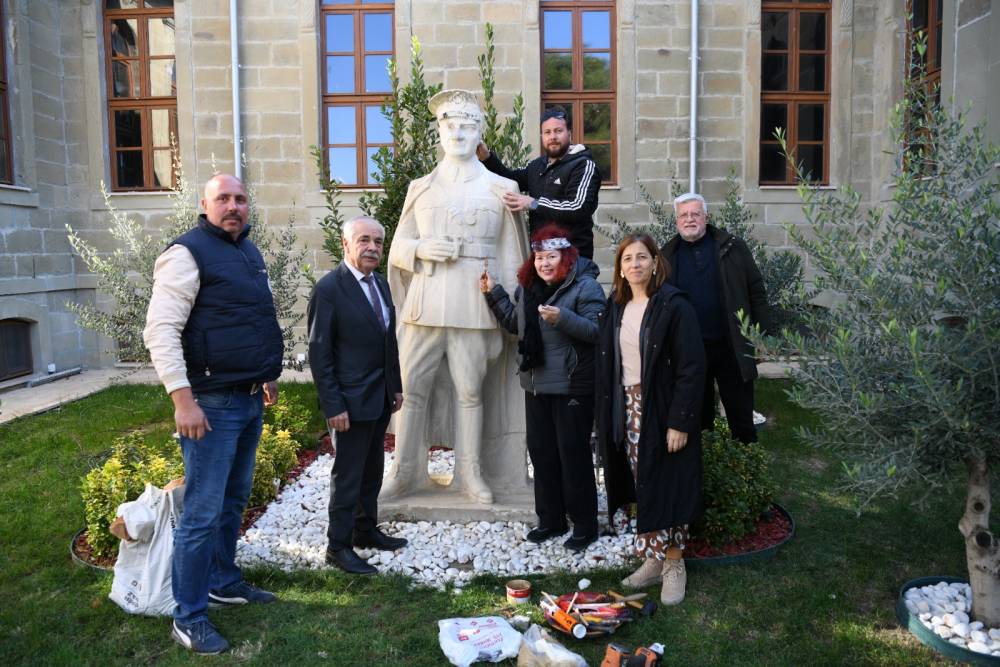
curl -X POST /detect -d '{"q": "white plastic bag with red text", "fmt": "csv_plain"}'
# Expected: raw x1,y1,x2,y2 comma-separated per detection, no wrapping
438,616,523,667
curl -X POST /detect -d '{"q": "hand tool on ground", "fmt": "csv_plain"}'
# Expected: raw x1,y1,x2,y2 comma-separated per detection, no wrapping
608,589,657,617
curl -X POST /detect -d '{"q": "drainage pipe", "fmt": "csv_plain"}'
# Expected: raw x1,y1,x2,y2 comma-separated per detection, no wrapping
229,0,242,179
688,0,699,192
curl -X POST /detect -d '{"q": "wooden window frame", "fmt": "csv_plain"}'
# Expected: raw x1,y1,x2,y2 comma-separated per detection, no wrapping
103,1,177,192
0,319,33,381
0,2,13,185
320,1,395,189
760,0,831,185
907,0,943,94
540,0,617,185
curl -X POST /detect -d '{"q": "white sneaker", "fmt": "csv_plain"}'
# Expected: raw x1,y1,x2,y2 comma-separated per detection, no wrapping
621,558,662,589
660,558,687,605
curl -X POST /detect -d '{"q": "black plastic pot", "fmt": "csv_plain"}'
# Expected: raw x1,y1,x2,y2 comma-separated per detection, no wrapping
70,528,113,572
896,576,1000,665
686,503,794,569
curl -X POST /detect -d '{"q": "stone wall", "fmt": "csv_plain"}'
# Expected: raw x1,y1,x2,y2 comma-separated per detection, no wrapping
0,0,993,375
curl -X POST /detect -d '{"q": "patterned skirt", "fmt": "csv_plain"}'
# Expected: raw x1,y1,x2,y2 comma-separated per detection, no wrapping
624,383,689,560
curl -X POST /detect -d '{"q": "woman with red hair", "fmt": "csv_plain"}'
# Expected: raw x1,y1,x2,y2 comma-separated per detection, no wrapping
480,224,605,552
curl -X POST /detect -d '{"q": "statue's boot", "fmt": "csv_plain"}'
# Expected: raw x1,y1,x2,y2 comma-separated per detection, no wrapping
380,405,434,501
454,404,493,504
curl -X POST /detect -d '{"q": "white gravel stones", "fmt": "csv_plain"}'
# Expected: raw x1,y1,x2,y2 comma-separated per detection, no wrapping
236,450,639,590
906,581,1000,655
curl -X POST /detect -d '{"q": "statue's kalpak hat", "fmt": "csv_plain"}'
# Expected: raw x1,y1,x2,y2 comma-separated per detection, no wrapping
429,89,484,122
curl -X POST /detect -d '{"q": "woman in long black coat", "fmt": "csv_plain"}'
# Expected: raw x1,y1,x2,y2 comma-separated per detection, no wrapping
595,232,705,605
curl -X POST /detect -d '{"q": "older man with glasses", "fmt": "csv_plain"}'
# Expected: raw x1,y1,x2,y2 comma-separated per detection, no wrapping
660,193,772,444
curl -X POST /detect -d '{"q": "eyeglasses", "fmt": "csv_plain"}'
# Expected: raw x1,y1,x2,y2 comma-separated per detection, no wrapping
677,212,705,220
542,110,566,120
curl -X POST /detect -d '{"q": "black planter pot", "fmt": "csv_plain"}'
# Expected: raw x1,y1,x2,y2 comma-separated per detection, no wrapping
896,576,1000,665
686,503,794,569
70,528,113,573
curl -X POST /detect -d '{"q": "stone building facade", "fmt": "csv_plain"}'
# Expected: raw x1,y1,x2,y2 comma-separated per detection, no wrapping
0,0,997,383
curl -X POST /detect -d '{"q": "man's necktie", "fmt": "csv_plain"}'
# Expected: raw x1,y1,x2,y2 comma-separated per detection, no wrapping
361,275,387,331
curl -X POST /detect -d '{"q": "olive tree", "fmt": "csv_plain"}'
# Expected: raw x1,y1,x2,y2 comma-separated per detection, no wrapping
745,54,1000,622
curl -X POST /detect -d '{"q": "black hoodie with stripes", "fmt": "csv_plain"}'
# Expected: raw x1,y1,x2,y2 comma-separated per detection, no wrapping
483,144,602,259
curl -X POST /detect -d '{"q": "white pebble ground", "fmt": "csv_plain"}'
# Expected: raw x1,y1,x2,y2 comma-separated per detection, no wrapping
904,581,1000,656
237,449,640,590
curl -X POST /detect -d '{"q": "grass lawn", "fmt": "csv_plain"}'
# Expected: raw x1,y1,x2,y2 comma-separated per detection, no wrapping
0,379,965,665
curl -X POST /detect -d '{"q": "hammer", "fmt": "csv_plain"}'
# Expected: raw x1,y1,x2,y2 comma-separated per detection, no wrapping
608,589,657,617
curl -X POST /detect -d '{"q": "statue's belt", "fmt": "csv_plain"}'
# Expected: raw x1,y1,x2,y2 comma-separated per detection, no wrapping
454,242,496,259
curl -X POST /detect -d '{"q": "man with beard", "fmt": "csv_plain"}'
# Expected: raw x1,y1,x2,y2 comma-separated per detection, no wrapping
307,215,405,575
660,193,771,445
477,106,602,259
144,173,284,654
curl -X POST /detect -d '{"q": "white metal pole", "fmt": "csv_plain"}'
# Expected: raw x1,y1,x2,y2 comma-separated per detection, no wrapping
230,0,242,179
688,0,699,192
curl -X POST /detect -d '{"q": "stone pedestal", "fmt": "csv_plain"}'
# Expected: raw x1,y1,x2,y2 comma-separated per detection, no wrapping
379,481,536,523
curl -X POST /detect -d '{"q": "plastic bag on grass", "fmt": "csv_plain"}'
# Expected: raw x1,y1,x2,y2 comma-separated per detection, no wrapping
517,624,587,667
438,616,523,667
108,480,184,616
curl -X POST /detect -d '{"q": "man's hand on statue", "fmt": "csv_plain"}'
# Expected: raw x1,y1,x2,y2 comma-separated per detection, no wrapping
328,411,351,432
263,381,279,407
392,393,404,413
479,270,496,294
501,191,534,212
666,428,688,453
476,141,490,161
537,304,560,324
416,239,459,262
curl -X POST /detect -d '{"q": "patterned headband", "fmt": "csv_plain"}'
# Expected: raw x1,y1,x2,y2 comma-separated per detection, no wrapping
531,237,572,252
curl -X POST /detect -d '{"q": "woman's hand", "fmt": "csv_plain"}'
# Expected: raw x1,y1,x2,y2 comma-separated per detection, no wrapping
538,304,560,324
666,428,688,453
479,270,495,294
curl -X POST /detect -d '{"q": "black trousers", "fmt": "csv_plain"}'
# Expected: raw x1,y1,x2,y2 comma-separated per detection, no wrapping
701,339,757,444
326,409,390,551
524,392,598,535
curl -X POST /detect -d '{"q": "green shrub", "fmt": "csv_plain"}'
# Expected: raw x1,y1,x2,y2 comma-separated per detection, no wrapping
80,431,183,559
82,422,301,559
696,419,777,545
264,392,313,448
249,425,299,507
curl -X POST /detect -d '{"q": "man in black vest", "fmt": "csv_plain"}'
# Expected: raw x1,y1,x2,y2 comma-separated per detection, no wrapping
661,193,771,444
144,174,284,655
307,216,405,575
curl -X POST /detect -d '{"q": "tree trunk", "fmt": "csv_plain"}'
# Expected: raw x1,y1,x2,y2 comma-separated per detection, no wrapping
959,456,1000,626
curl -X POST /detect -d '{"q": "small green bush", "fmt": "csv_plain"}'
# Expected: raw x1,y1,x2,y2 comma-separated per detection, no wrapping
264,392,313,448
696,419,777,545
82,422,301,559
249,425,299,507
81,431,183,559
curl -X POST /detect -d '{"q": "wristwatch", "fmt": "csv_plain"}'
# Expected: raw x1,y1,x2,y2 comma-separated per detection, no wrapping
529,198,539,211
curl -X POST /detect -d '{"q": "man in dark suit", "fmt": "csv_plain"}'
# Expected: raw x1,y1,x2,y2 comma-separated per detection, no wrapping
307,215,406,575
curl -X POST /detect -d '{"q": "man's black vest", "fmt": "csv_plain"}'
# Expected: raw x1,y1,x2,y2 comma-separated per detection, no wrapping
171,215,284,393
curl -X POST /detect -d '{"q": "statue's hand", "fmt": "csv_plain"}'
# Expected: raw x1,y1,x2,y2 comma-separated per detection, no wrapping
416,239,459,263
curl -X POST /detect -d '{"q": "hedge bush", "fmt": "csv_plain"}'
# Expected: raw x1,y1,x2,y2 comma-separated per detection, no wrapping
248,425,299,508
81,394,309,559
696,419,777,545
81,431,183,559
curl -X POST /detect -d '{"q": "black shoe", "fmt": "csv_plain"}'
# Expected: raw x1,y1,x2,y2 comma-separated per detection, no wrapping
352,528,408,551
325,548,378,575
564,532,598,553
526,525,567,543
